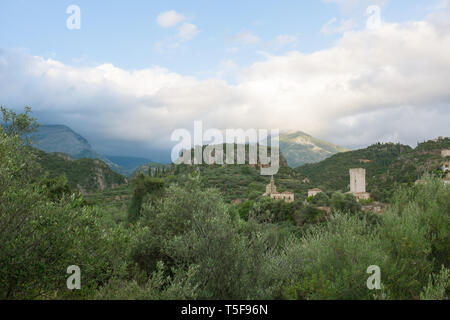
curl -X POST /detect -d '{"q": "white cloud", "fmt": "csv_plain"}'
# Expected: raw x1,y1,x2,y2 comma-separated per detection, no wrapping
271,34,299,49
321,17,357,35
230,31,261,46
156,10,185,28
426,0,450,31
1,6,450,157
155,11,198,47
176,23,199,41
217,59,239,78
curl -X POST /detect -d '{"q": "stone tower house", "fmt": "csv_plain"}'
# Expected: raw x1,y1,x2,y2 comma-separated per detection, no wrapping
349,168,370,201
350,168,366,193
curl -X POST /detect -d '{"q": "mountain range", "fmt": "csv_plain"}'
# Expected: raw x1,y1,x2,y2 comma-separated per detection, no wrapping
30,125,153,176
28,124,449,201
30,125,349,175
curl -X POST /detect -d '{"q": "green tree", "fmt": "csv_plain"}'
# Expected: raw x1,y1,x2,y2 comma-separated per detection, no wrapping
331,192,362,214
1,106,40,141
128,173,164,223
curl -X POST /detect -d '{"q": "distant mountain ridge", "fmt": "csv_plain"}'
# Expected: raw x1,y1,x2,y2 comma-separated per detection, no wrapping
30,125,348,174
267,131,350,167
31,124,98,158
105,155,153,172
30,125,157,176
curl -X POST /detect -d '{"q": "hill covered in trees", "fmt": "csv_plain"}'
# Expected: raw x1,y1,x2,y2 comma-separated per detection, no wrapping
296,139,450,202
143,143,308,203
32,148,127,194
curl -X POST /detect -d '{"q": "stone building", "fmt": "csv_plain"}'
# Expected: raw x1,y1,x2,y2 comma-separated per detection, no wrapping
441,150,450,158
308,188,323,198
263,176,294,203
349,168,371,201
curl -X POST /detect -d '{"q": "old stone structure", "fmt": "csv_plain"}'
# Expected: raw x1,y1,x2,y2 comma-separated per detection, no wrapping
362,202,385,214
441,150,450,157
349,168,371,201
308,188,323,198
265,176,277,195
263,176,294,203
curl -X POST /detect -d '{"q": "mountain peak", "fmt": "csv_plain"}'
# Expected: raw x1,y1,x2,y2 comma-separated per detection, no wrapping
31,124,93,156
277,131,350,167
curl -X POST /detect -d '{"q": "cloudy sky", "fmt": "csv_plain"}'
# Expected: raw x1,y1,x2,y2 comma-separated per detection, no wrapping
1,0,449,162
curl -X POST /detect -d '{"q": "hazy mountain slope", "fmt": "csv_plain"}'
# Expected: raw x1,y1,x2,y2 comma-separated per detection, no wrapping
30,125,130,175
105,155,153,172
278,131,350,167
31,125,97,158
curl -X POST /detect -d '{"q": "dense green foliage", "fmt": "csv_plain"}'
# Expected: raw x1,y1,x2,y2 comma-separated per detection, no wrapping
0,127,130,299
128,173,164,223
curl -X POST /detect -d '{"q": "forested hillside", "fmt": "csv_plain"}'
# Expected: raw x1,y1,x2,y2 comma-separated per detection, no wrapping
296,140,450,202
146,144,307,202
32,148,127,194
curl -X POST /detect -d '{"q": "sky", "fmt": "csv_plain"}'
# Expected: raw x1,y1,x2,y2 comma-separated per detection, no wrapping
1,0,450,162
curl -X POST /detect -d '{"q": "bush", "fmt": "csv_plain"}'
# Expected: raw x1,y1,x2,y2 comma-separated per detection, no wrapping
331,192,362,214
278,213,386,300
277,177,449,300
130,182,282,299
